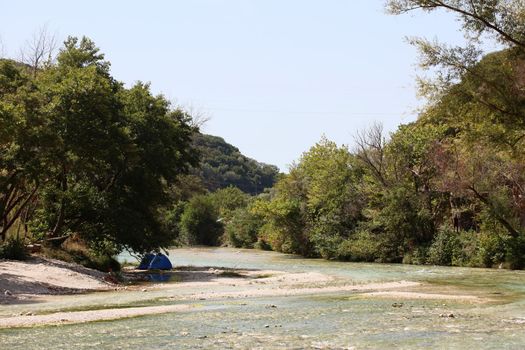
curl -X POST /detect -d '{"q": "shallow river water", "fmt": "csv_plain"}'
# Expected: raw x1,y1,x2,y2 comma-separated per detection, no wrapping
1,247,524,349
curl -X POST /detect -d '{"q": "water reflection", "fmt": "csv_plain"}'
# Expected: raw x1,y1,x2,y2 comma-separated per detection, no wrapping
146,273,172,283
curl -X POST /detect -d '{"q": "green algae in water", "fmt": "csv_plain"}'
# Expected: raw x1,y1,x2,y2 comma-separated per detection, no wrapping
2,248,525,349
1,295,525,349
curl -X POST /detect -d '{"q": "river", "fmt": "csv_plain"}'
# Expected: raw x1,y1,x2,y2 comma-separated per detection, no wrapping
1,247,524,349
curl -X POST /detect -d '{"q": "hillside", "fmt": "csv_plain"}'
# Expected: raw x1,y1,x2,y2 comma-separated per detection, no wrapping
192,133,280,195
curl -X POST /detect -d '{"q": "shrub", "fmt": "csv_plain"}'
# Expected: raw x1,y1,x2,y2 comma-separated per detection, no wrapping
0,238,28,260
504,235,525,270
254,238,272,251
179,195,223,246
477,231,505,267
427,226,457,266
402,246,428,265
224,207,263,248
41,247,121,272
336,230,381,262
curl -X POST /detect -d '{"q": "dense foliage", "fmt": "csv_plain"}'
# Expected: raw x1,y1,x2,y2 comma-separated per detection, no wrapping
178,187,250,246
2,0,524,271
0,37,198,258
220,0,525,269
192,133,279,195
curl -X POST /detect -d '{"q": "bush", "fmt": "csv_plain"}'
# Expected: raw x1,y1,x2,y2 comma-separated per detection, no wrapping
504,235,525,270
254,238,272,251
336,230,381,262
426,226,509,268
42,246,121,272
179,195,223,246
0,238,28,260
224,208,262,248
477,231,505,267
427,226,457,266
402,246,428,265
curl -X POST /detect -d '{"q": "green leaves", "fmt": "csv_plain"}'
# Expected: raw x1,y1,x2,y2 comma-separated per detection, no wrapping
0,37,198,254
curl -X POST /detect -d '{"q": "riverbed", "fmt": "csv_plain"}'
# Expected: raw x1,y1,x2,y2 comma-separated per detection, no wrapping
1,247,524,349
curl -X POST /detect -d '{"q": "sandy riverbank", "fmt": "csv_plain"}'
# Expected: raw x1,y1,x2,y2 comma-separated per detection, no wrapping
0,257,115,301
0,256,488,328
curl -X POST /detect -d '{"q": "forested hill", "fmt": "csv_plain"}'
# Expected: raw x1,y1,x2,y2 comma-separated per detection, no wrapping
192,133,280,195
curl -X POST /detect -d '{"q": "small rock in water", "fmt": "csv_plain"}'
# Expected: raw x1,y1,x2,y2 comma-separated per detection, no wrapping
392,302,403,308
264,324,270,328
4,290,12,296
141,288,147,292
265,304,277,309
439,313,455,318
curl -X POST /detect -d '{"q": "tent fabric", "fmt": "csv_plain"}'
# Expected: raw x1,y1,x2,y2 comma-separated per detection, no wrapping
148,253,173,270
137,253,155,270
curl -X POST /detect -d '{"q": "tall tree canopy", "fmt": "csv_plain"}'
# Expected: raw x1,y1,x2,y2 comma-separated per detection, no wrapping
0,37,198,254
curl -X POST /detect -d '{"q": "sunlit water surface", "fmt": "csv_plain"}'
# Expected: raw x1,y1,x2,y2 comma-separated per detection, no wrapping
1,247,524,349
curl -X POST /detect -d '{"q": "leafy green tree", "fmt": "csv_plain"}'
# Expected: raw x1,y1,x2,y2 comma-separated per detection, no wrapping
386,1,525,50
1,37,199,256
386,0,525,267
0,59,50,241
179,194,222,246
209,186,249,221
255,137,364,258
224,206,264,248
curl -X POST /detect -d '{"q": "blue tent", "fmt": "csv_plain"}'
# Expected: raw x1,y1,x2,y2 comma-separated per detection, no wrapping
148,253,173,270
137,253,155,270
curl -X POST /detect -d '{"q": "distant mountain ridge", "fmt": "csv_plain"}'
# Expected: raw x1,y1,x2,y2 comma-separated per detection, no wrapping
192,133,280,195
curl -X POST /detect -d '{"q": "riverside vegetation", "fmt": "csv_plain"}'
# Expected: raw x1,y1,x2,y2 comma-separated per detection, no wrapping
1,1,524,270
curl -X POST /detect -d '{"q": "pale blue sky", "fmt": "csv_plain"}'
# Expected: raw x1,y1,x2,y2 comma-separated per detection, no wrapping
1,1,473,171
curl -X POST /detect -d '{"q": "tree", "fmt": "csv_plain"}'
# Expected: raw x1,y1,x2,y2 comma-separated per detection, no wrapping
386,1,525,101
1,36,199,256
0,36,5,58
254,137,365,258
354,122,388,187
19,25,57,76
179,194,222,246
0,59,50,241
386,1,525,49
224,206,263,248
386,0,525,267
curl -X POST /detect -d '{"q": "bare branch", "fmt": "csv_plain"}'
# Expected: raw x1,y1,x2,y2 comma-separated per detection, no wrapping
354,122,389,187
19,24,58,75
386,0,525,49
183,103,212,129
0,36,5,58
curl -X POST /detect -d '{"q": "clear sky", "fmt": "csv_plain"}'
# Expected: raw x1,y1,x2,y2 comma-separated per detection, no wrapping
1,0,470,171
